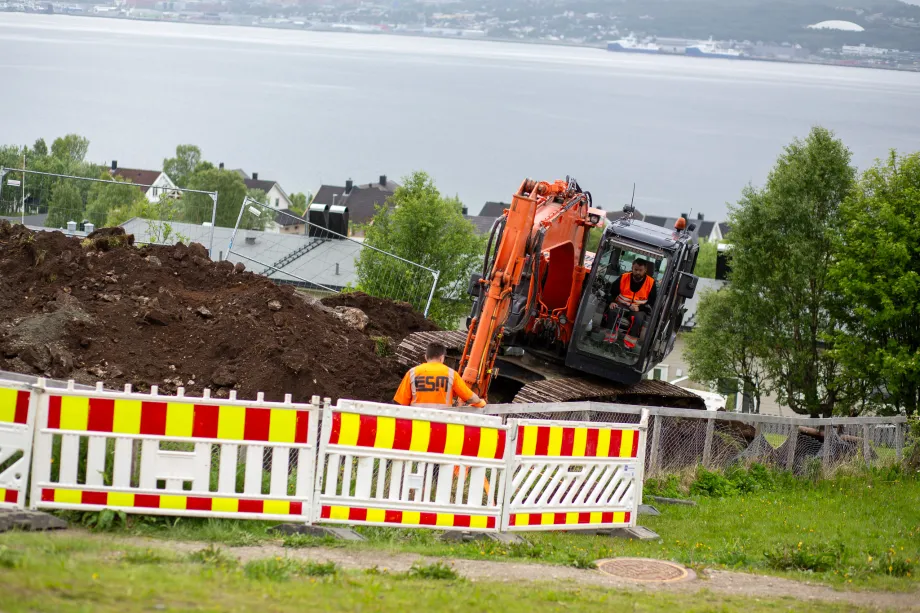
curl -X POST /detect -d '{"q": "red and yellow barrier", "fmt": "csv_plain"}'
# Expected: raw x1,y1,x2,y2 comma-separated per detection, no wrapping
328,411,506,460
0,388,30,425
509,511,631,527
40,488,305,516
1,488,18,504
320,504,496,529
514,424,639,458
46,395,310,444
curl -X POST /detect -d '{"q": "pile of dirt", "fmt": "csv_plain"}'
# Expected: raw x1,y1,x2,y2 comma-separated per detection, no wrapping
320,291,440,344
0,221,407,403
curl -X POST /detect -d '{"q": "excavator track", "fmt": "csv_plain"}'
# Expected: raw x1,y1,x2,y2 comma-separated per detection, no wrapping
396,331,704,409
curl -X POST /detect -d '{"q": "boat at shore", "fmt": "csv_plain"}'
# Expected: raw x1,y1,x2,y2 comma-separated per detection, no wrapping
685,37,746,59
607,34,661,54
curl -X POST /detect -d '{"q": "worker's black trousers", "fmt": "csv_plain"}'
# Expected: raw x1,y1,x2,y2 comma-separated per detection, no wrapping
604,308,646,337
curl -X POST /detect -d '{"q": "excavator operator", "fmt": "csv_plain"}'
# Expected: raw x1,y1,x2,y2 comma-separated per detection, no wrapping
604,258,657,349
394,342,487,409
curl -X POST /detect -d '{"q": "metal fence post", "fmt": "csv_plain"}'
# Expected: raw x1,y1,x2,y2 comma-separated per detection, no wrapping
785,423,799,471
648,413,662,476
702,418,715,468
208,191,219,258
822,424,833,469
895,422,904,461
423,270,440,318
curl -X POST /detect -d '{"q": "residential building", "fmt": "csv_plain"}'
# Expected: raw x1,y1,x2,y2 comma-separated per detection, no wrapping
233,169,293,210
648,277,789,416
109,162,178,203
274,208,307,235
311,175,399,236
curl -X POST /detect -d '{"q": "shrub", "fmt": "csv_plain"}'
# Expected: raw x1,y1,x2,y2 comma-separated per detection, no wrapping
764,542,846,572
407,561,459,580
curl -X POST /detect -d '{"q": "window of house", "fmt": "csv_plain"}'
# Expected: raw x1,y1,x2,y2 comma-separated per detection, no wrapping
275,198,280,208
152,187,158,197
649,365,669,381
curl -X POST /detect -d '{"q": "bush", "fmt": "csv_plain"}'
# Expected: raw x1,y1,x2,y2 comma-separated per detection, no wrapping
764,542,846,573
690,467,737,498
407,561,459,580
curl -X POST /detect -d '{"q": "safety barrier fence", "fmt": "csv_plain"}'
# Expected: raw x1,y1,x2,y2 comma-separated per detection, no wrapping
483,402,910,476
0,379,648,535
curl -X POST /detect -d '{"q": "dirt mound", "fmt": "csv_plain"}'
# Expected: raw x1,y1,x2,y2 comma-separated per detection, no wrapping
0,221,405,403
320,291,440,344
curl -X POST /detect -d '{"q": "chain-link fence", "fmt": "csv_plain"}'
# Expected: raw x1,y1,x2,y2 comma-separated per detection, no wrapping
224,198,440,316
0,167,218,255
483,402,908,477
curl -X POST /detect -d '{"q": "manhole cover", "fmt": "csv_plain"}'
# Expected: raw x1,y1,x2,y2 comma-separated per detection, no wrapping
595,558,694,583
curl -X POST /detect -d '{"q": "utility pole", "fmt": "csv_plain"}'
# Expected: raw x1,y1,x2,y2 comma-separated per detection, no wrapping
21,151,25,225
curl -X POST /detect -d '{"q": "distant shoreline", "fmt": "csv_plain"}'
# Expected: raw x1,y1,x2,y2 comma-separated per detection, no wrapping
5,10,920,74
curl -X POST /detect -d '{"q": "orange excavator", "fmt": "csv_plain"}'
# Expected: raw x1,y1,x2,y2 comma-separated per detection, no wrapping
396,176,705,408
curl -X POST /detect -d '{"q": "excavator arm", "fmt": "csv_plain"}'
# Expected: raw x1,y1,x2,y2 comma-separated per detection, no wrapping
458,177,605,399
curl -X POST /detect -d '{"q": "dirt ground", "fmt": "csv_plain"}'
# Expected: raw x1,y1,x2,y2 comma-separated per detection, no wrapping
0,223,416,403
320,291,440,345
73,532,920,610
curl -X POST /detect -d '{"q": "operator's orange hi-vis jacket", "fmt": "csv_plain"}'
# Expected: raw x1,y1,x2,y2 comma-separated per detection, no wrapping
394,362,480,408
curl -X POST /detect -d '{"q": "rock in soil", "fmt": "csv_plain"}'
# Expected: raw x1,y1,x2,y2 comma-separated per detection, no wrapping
321,291,440,344
0,221,407,403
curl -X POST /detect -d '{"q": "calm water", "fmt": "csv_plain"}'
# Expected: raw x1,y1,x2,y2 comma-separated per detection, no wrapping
1,13,919,219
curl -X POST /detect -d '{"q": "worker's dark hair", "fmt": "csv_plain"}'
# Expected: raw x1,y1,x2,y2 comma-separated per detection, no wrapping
633,258,649,270
425,342,447,361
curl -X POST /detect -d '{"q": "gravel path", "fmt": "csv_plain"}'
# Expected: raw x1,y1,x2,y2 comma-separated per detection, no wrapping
74,532,919,611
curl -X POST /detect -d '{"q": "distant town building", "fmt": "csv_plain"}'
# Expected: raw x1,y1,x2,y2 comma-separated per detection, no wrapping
109,162,178,203
233,169,293,210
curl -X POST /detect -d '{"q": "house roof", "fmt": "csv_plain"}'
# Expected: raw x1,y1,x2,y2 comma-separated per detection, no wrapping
244,178,278,193
311,179,400,225
464,215,496,235
1,213,49,227
274,208,304,226
110,167,163,192
479,201,508,217
313,185,347,206
120,218,363,292
719,222,730,236
642,215,668,227
698,220,715,238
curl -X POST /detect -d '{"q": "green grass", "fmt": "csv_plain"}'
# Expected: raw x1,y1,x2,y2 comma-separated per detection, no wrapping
30,467,920,591
0,534,896,613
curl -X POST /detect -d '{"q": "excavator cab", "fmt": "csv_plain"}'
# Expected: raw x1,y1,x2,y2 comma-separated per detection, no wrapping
566,214,700,385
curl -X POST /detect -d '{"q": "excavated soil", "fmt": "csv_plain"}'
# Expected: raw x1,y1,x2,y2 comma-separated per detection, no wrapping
0,222,406,403
321,291,440,344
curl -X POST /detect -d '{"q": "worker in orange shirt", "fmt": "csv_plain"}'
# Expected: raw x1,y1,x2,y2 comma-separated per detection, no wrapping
394,342,486,409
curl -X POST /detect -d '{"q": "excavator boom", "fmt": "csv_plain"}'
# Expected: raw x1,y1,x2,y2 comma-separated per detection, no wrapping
397,175,705,411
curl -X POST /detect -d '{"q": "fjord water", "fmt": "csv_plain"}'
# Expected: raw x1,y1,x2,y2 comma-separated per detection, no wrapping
1,13,918,217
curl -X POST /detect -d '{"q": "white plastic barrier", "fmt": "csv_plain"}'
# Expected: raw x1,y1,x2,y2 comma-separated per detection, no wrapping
29,382,319,521
314,400,509,531
501,410,648,531
0,380,36,509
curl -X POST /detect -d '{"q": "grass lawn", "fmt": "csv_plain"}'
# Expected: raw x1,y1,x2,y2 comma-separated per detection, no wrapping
10,468,918,594
0,533,900,613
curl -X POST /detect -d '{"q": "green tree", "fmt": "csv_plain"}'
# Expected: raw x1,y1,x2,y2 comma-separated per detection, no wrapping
694,239,721,279
162,144,202,188
727,126,857,417
289,192,309,216
356,171,485,327
46,182,84,229
50,134,89,164
830,151,920,416
685,288,770,413
31,138,48,158
183,167,247,227
85,172,149,228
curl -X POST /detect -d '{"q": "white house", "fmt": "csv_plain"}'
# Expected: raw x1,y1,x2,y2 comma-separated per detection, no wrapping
233,169,293,210
109,163,178,203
